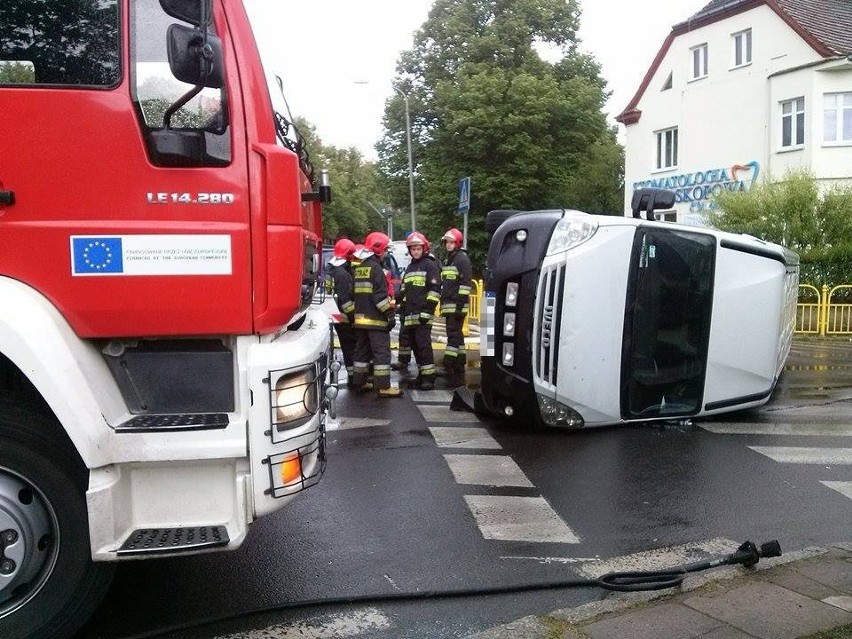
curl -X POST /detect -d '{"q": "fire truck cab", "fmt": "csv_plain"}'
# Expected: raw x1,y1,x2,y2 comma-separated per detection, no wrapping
0,1,332,637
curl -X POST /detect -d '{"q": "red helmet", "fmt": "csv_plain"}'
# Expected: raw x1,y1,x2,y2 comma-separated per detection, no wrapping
364,231,391,255
332,238,355,259
406,231,429,252
442,228,463,246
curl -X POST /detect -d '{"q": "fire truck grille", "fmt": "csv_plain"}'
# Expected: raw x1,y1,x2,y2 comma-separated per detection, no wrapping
535,263,565,385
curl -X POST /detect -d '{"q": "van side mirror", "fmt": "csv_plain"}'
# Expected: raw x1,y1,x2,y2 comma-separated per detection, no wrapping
631,188,676,220
159,0,205,26
166,24,224,89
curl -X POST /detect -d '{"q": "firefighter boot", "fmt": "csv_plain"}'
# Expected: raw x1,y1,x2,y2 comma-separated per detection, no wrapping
391,358,410,372
418,375,435,391
377,387,404,398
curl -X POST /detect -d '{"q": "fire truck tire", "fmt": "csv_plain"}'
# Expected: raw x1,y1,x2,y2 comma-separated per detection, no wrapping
0,399,115,639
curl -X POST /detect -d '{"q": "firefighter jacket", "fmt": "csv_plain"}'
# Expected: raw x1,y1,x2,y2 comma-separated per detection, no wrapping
352,254,394,330
400,254,440,327
327,262,355,322
440,249,472,315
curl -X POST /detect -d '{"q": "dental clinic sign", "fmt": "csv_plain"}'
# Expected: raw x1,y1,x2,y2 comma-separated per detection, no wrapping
633,161,760,214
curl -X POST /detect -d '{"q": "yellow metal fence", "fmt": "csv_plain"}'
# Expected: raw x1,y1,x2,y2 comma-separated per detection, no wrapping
797,284,852,335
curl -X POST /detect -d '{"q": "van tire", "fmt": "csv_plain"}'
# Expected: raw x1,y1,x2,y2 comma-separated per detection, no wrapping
485,209,522,235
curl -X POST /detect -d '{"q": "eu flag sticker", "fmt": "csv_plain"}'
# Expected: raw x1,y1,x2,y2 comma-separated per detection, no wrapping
71,237,124,275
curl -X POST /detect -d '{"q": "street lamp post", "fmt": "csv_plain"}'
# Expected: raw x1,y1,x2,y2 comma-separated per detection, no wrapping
395,88,416,233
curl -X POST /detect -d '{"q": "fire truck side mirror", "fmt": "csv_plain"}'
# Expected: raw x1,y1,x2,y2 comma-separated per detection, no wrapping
159,0,208,27
166,24,224,89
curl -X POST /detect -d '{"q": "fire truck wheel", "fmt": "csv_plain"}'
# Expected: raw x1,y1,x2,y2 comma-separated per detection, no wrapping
0,399,115,639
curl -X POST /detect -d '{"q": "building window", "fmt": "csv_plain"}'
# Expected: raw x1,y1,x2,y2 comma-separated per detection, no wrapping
732,29,752,67
823,92,852,143
690,44,708,80
655,127,679,170
781,97,805,148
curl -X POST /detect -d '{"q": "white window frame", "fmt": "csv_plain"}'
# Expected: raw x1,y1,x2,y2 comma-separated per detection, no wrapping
655,127,679,171
732,29,752,68
780,97,805,150
689,43,708,81
823,92,852,145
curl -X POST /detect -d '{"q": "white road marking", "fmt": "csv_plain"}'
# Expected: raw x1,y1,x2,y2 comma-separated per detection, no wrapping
821,481,852,500
501,555,600,564
429,427,502,449
701,423,852,436
410,389,455,403
219,608,391,638
822,596,852,612
575,538,740,579
335,417,392,430
444,454,533,487
748,446,852,465
463,495,581,543
417,404,482,423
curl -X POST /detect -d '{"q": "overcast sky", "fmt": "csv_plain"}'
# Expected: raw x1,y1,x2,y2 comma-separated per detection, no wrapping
243,0,709,159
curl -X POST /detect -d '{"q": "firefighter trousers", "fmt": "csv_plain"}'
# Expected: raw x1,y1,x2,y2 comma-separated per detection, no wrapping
333,322,357,378
397,323,412,364
444,314,466,372
410,323,435,379
352,329,392,389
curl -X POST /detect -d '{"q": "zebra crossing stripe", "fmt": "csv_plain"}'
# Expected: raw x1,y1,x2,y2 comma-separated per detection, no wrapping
464,495,581,543
702,423,852,436
748,446,852,464
410,389,456,403
821,481,852,500
429,427,502,449
417,404,482,423
444,454,533,487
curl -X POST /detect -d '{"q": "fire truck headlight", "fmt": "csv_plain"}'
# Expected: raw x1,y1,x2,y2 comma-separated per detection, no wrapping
546,213,598,256
503,312,516,337
273,368,319,430
502,342,515,366
505,282,519,307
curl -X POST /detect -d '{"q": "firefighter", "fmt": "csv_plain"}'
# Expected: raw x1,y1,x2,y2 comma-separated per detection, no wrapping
397,232,440,390
440,227,472,388
326,238,357,387
351,232,403,397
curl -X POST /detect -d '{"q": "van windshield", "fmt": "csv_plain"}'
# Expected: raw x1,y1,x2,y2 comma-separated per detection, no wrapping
621,227,716,419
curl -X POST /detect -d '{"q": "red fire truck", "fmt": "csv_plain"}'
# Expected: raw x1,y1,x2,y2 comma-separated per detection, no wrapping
0,2,333,637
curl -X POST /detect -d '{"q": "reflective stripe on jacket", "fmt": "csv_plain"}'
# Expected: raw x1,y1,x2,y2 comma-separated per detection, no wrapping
440,249,472,315
353,254,393,330
400,254,440,326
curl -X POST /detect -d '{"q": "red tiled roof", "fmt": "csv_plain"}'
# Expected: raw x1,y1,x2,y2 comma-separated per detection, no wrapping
616,0,852,124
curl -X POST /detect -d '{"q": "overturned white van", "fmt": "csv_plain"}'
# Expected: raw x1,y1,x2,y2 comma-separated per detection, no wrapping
479,189,799,428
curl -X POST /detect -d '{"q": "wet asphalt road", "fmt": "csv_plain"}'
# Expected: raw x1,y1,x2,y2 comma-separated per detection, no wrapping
74,338,852,639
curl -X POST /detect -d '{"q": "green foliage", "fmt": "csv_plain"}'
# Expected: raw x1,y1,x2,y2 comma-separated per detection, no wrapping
709,170,852,285
0,61,35,83
377,0,624,269
294,117,386,244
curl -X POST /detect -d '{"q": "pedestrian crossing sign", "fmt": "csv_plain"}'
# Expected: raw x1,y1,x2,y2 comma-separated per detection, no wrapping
458,177,470,214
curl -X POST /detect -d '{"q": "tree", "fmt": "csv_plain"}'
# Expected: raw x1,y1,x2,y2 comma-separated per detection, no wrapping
377,0,624,268
294,117,385,244
709,170,852,285
0,62,35,83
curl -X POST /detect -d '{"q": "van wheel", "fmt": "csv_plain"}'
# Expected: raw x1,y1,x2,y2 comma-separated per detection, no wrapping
0,400,114,639
485,209,522,234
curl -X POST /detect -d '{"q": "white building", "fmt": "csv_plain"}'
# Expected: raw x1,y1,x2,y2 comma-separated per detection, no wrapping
617,0,852,223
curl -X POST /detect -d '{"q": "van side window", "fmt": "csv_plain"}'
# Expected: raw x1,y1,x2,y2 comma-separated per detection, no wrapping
130,0,230,166
0,0,120,87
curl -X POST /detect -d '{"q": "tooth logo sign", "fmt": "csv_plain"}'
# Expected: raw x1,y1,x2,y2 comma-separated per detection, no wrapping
730,161,760,183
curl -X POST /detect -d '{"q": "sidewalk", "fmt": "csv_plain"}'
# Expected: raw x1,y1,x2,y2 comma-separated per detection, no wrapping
473,542,852,639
